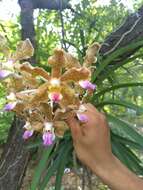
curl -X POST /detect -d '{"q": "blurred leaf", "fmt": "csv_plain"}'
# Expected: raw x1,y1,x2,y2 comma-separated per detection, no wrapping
96,99,143,114
40,140,72,190
30,145,54,190
108,114,143,146
93,82,143,98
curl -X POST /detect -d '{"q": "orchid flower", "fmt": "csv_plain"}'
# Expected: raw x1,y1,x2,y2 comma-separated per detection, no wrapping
76,104,88,122
6,92,16,101
0,70,12,79
48,92,63,103
76,113,88,122
79,80,96,91
42,122,55,146
4,60,14,70
4,102,17,111
42,132,54,146
23,130,34,140
23,121,34,140
4,93,17,111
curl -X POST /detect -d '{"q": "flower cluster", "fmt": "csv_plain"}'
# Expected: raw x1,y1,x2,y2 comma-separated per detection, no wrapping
0,36,100,146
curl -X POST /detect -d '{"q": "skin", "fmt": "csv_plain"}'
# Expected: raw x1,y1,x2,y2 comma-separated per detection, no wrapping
67,103,143,190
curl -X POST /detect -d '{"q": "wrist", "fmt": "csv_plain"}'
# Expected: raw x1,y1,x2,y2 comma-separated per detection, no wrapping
91,154,117,177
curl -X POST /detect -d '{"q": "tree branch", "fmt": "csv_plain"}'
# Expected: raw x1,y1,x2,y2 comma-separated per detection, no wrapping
100,5,143,62
19,0,71,10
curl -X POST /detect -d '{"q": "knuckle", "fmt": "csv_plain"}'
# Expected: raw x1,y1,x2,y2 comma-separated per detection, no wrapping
99,113,107,122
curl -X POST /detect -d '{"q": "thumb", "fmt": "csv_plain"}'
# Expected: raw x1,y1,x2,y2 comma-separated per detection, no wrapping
66,115,82,141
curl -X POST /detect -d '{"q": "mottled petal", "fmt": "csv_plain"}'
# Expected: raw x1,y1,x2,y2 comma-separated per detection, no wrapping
49,92,63,103
23,130,34,140
4,102,17,111
77,113,88,122
79,80,96,90
0,70,11,79
50,78,60,86
42,132,54,146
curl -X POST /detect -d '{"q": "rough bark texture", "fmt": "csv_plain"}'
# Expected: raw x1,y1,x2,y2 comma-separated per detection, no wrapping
32,0,70,10
19,0,35,48
19,0,36,63
95,5,143,83
0,117,29,190
100,5,143,61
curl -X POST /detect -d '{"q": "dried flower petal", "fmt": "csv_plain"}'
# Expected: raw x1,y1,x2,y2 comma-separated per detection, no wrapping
23,130,34,140
13,39,34,61
61,67,91,82
83,42,101,67
79,80,96,90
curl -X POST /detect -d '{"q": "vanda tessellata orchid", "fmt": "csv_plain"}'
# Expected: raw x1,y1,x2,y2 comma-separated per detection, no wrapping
0,36,100,146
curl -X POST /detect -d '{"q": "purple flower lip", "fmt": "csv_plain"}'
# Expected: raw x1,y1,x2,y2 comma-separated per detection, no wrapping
42,132,54,146
4,102,17,111
76,113,88,122
23,130,34,140
79,80,96,90
0,70,12,79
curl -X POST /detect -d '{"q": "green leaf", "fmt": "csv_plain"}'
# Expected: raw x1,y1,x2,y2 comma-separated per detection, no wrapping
111,139,143,174
55,142,72,190
93,82,143,99
95,99,143,114
111,140,134,170
92,39,143,81
95,54,143,84
25,140,42,149
30,145,54,190
107,114,143,146
111,131,143,150
39,140,73,190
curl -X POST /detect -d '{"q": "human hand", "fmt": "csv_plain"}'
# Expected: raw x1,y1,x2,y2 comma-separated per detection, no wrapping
67,103,114,174
67,104,143,190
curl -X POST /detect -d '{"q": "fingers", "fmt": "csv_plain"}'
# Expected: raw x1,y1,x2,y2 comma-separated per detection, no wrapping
66,115,83,142
83,103,99,114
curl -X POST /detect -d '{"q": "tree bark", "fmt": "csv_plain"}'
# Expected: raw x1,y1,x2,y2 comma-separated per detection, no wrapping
100,5,143,61
96,5,143,82
32,0,70,10
0,117,29,190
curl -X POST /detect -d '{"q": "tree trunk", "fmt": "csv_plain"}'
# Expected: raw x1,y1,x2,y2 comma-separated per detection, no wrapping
0,117,29,190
